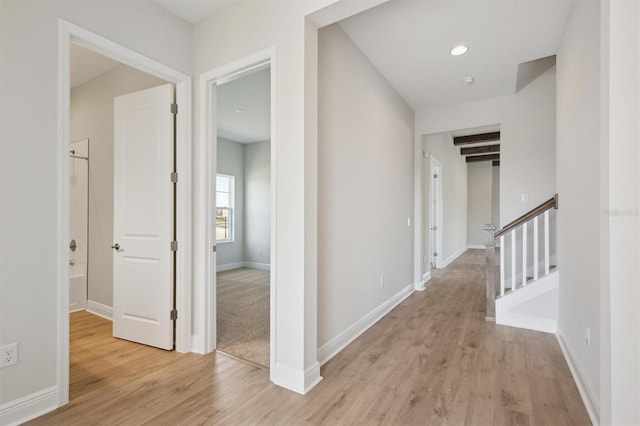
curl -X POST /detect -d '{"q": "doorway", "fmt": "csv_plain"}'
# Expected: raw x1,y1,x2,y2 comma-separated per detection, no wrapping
57,20,192,406
214,67,271,368
199,51,277,371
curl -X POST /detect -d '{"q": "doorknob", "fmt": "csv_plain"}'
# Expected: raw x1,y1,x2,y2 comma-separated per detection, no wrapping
111,243,121,251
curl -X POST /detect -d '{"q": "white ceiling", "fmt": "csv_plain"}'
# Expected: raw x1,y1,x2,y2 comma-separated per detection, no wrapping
70,44,119,89
217,67,271,144
152,0,235,24
339,0,573,110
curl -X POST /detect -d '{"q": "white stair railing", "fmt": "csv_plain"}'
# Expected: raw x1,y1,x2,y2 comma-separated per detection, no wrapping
485,194,558,321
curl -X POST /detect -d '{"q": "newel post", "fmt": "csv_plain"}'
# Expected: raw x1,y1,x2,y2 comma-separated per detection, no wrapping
484,224,497,322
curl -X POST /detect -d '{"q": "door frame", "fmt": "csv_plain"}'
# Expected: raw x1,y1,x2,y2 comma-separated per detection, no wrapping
429,155,443,269
56,19,192,406
196,48,277,372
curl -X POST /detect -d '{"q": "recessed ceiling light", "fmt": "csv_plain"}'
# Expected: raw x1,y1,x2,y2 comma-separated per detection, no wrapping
234,108,244,113
450,45,468,56
462,76,475,85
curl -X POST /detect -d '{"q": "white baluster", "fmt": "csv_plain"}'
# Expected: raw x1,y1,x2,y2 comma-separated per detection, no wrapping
544,210,550,275
511,229,516,291
500,235,505,296
522,222,527,286
533,216,539,281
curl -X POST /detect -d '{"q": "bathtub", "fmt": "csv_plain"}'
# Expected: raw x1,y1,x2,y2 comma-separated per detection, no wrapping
69,260,87,312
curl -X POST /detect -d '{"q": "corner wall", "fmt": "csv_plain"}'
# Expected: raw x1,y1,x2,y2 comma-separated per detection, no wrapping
317,24,414,356
556,1,601,420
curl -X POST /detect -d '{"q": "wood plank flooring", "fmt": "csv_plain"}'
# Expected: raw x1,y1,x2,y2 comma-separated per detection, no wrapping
28,250,590,425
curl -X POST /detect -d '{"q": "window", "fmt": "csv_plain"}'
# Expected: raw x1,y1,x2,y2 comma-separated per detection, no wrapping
216,174,234,242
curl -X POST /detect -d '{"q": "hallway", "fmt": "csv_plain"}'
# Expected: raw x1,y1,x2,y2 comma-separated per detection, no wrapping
28,250,589,425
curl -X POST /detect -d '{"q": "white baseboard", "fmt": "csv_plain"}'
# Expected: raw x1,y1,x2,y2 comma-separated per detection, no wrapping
217,261,271,272
415,271,431,291
86,299,113,321
441,247,466,268
556,333,600,425
467,244,486,250
190,334,205,354
317,283,414,366
0,386,57,426
271,362,323,395
243,262,271,271
216,262,244,272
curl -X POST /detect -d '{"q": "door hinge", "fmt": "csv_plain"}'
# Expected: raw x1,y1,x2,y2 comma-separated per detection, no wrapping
433,252,438,257
433,174,438,179
171,103,178,115
170,309,178,320
213,245,217,252
171,240,178,252
171,172,178,183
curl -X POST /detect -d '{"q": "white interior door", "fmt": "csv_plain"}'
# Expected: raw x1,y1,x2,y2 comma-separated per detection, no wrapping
429,156,442,268
113,84,175,350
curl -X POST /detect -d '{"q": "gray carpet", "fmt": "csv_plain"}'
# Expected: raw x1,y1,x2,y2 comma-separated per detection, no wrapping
216,268,270,368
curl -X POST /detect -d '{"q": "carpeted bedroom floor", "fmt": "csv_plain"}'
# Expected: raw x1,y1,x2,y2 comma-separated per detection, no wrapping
216,268,270,368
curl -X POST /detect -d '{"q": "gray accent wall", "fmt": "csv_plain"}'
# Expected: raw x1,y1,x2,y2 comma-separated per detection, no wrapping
216,138,245,266
244,141,271,265
216,138,271,269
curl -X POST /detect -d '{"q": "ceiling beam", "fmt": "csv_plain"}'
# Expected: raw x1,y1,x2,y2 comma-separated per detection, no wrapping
466,154,500,163
453,131,500,146
460,144,500,156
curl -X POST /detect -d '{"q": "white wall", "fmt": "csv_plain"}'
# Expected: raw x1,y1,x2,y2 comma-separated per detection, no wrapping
70,64,167,308
216,138,245,266
601,0,640,423
0,0,191,408
423,133,468,264
416,67,556,227
556,0,601,420
317,24,414,349
491,165,500,226
244,140,271,266
467,162,493,247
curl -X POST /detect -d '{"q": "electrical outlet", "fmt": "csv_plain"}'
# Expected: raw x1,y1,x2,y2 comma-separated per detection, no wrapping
258,248,262,255
379,276,384,288
1,343,18,368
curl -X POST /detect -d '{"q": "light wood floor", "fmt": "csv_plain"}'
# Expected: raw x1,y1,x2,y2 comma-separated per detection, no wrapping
29,250,590,425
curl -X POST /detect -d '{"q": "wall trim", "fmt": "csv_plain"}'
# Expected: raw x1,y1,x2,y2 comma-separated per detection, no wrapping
415,271,431,291
86,300,113,321
467,244,486,250
556,332,600,426
317,283,414,366
0,386,57,426
441,247,466,269
216,261,271,272
304,362,323,394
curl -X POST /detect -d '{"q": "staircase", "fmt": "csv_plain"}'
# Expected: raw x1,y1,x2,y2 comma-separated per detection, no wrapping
484,194,559,333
